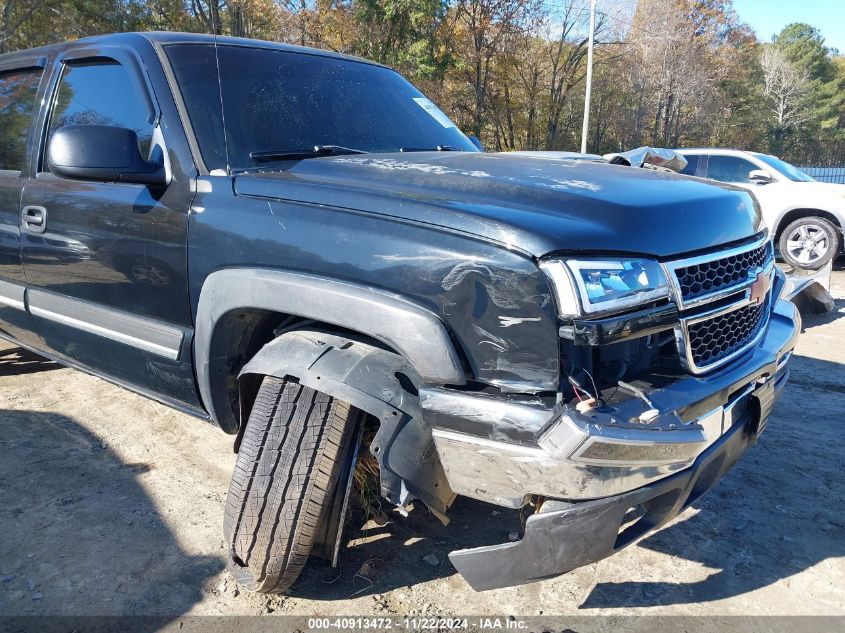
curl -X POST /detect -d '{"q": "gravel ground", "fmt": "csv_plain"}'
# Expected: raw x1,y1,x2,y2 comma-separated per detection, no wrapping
1,269,843,619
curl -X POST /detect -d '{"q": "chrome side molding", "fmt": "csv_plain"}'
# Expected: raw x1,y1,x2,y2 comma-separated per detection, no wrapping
0,278,25,310
0,276,184,360
27,289,184,360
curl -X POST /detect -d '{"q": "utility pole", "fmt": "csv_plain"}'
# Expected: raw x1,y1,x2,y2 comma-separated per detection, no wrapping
580,0,597,154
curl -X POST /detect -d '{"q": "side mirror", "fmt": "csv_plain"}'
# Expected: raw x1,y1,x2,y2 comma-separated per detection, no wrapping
47,125,167,187
749,169,774,184
468,135,484,152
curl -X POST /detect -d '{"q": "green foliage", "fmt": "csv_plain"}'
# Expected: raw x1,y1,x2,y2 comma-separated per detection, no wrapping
774,23,834,81
354,0,451,78
768,23,845,161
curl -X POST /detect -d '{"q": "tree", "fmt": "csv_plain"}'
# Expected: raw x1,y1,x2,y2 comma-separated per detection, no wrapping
0,0,840,165
0,0,136,52
768,23,844,161
453,0,536,137
761,46,811,134
543,3,606,150
354,0,451,78
774,23,834,82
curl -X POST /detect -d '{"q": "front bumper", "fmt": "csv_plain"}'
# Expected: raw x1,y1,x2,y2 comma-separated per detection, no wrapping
420,298,799,590
449,396,771,590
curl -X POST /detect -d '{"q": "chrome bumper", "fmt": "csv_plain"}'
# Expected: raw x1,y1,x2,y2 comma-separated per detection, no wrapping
449,401,771,590
422,298,800,508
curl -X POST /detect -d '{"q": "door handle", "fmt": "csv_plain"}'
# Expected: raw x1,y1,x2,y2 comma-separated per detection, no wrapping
21,205,47,234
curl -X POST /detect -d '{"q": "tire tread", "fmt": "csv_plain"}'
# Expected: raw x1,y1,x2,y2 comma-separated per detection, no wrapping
223,376,357,593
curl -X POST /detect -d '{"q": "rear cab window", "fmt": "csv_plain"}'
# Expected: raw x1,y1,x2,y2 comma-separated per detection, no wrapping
0,68,43,172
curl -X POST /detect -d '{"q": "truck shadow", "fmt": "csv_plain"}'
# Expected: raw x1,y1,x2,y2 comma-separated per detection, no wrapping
0,346,61,375
580,352,844,609
289,496,523,599
0,406,223,616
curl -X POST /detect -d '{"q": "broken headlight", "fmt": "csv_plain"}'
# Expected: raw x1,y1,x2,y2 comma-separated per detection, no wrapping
541,258,669,317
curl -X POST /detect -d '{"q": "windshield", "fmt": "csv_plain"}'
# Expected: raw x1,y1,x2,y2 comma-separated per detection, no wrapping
165,44,478,172
754,154,815,182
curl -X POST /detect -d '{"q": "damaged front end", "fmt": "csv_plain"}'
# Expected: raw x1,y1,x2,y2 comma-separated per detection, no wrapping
420,233,801,590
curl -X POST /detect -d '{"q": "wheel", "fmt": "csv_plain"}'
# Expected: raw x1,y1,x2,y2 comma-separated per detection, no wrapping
224,375,361,593
778,217,840,270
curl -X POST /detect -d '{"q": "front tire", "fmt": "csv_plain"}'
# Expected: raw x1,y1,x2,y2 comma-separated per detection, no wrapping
778,216,839,270
224,375,360,593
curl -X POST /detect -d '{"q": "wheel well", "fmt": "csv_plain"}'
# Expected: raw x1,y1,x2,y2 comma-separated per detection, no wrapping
206,308,289,434
206,309,403,435
775,209,843,244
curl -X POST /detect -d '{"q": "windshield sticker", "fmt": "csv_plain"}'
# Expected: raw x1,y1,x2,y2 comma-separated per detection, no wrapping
413,97,456,129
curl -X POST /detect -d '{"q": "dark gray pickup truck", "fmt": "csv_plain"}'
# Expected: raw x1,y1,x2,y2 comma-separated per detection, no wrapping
0,32,799,593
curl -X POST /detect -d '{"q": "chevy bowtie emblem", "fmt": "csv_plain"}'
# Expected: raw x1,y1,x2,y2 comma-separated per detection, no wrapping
748,269,771,306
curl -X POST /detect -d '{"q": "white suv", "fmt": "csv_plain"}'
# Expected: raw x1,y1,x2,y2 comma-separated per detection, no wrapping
677,148,844,270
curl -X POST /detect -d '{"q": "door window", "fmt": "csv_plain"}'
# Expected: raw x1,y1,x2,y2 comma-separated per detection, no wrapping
46,59,154,167
0,69,42,172
705,155,756,183
680,154,699,176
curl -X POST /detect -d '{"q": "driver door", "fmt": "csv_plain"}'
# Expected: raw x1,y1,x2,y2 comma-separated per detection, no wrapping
19,47,202,411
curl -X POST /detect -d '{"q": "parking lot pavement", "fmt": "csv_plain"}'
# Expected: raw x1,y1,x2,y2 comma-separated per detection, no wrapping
1,271,843,617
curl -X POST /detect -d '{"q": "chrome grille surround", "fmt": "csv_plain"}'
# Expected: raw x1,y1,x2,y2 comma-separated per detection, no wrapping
679,295,770,372
664,234,774,310
664,234,775,375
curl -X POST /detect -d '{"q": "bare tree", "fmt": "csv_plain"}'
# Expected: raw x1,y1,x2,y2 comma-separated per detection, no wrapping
189,0,223,33
624,0,722,147
543,3,607,150
484,2,545,150
761,46,811,130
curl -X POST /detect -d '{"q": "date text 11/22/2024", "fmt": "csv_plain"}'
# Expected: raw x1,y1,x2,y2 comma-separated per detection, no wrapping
306,616,528,630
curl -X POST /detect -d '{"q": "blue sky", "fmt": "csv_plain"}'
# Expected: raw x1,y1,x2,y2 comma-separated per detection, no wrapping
732,0,845,52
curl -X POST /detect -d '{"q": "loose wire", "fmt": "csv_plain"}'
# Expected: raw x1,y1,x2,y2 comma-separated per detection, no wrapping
581,368,601,401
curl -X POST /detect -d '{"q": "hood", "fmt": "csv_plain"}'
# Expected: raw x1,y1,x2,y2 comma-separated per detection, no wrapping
234,152,763,259
760,180,845,212
795,180,845,197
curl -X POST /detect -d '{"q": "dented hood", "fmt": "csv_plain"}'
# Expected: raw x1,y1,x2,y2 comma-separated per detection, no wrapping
234,152,763,258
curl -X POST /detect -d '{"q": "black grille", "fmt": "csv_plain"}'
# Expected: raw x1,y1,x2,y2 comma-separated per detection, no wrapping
675,242,770,302
686,300,768,369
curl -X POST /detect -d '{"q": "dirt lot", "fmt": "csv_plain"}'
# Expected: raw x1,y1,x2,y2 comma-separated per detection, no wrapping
1,271,844,619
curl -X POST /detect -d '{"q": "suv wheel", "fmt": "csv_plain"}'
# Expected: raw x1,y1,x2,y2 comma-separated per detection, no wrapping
778,217,840,270
224,375,361,593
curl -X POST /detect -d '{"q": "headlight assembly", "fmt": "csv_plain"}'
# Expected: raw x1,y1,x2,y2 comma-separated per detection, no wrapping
541,258,669,317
